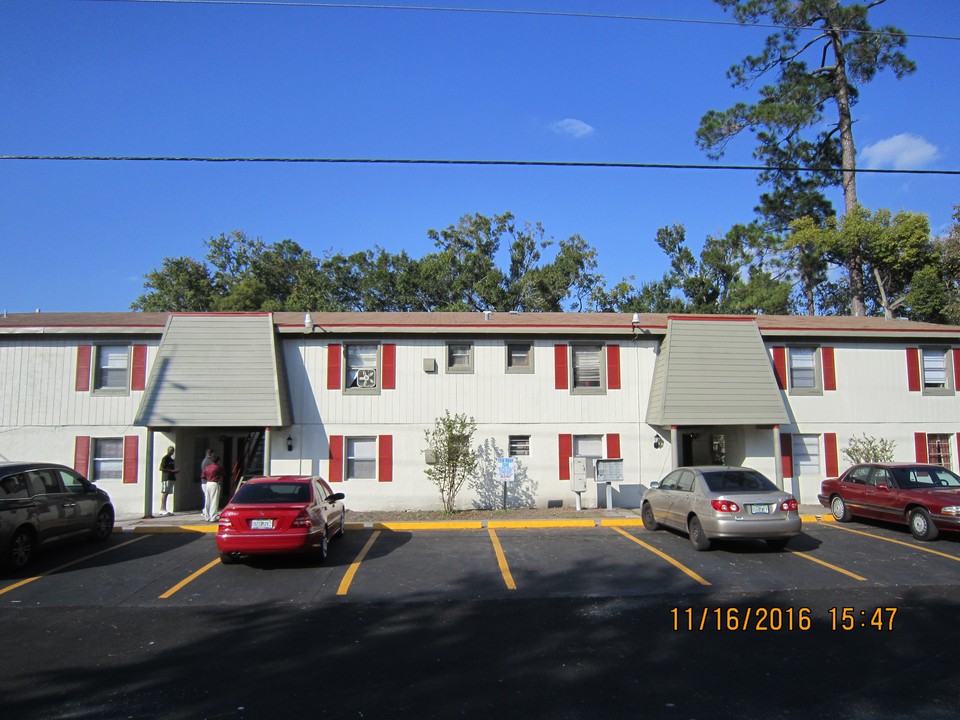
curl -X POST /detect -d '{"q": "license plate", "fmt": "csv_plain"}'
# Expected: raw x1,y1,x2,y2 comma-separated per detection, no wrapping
750,504,770,515
250,519,275,530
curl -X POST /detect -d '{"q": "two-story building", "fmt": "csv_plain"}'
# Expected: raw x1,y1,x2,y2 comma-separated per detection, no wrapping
1,311,958,518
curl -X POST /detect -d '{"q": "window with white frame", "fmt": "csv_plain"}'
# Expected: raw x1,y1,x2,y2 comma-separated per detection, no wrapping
788,347,820,393
346,437,377,479
94,346,129,391
922,348,950,392
345,345,379,391
573,434,603,479
928,434,952,469
509,435,530,457
792,434,821,477
93,438,123,481
446,342,474,373
505,342,534,373
571,345,604,393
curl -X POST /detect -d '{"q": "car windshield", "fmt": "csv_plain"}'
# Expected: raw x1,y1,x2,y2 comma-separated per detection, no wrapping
892,466,960,489
232,482,311,504
702,470,778,493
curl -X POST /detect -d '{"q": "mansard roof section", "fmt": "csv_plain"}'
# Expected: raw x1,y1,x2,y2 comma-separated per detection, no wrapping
0,312,168,335
135,314,292,428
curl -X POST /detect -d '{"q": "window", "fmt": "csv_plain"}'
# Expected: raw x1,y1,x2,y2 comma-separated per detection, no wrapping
571,345,604,393
927,434,952,469
93,438,123,481
573,435,602,479
792,434,821,477
346,437,377,479
922,349,950,392
345,345,379,391
95,345,129,391
0,473,29,500
788,347,820,394
506,343,534,373
446,342,474,373
509,435,530,457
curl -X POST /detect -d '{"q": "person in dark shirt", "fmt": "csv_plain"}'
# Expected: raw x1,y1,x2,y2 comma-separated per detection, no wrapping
158,446,179,516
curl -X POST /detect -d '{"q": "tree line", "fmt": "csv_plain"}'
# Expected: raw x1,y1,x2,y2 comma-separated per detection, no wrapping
131,1,960,324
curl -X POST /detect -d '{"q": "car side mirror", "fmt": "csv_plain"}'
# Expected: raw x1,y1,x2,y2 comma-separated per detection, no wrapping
326,492,345,503
649,481,660,489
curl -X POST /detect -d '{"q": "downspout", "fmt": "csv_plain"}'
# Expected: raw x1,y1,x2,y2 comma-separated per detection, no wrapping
143,429,155,518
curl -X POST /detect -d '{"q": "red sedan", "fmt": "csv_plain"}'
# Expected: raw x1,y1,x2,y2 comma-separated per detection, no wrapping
216,475,345,564
818,463,960,541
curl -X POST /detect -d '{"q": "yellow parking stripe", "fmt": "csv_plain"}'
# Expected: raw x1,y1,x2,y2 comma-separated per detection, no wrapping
159,557,221,599
487,529,517,590
788,551,867,581
336,530,381,596
611,527,711,586
0,536,148,597
824,522,960,562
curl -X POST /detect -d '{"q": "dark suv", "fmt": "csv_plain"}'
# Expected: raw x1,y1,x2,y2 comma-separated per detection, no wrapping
0,462,114,570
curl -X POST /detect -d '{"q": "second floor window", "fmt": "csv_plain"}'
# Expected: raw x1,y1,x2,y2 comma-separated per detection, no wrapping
789,347,817,391
506,342,533,373
95,346,129,391
922,349,948,390
447,342,474,373
346,345,379,391
571,345,603,391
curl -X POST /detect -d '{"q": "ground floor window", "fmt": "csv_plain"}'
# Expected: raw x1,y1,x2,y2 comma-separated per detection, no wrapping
346,437,377,479
792,434,821,477
573,435,603,479
509,435,530,457
93,438,123,481
927,434,952,469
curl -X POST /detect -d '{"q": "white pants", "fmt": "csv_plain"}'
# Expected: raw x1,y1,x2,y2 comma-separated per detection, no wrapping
203,481,221,520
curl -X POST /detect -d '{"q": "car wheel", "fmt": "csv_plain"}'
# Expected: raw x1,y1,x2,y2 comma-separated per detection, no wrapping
766,538,789,551
8,528,34,570
830,495,852,522
219,552,238,565
90,506,114,541
909,508,940,541
688,516,711,551
641,503,659,531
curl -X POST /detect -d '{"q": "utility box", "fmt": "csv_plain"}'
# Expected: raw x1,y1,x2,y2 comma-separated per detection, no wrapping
596,459,623,483
569,457,587,493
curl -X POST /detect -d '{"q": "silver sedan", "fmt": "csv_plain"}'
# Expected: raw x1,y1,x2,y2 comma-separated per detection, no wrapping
640,466,801,551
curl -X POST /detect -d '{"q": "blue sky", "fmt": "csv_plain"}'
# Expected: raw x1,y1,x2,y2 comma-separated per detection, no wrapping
2,0,958,313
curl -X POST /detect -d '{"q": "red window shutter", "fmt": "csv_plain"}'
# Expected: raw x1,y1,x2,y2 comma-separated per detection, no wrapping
954,349,960,390
382,344,396,390
74,436,91,476
554,345,568,390
772,347,786,390
824,433,839,478
606,433,620,459
822,347,836,391
131,345,147,391
123,436,139,484
559,434,572,480
915,432,928,462
906,348,921,391
329,435,344,482
378,435,393,482
606,344,621,390
780,433,793,478
76,346,92,391
327,344,342,390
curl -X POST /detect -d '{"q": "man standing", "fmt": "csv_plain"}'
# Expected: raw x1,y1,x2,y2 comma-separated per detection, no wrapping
201,455,224,522
158,446,179,517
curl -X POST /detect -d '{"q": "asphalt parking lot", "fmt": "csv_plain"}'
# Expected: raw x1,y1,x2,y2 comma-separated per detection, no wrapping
4,516,960,608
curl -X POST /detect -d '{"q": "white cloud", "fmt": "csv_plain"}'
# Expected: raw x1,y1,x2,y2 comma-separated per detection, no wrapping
549,118,595,138
859,133,940,170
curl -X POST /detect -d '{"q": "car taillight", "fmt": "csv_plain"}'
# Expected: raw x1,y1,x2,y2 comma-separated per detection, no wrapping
711,499,740,513
291,510,312,528
780,498,799,512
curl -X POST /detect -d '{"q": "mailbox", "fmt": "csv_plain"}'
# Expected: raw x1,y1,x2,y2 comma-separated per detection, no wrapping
596,459,623,483
569,457,587,493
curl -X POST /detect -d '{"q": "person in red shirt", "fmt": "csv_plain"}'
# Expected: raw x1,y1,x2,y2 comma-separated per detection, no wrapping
201,455,224,522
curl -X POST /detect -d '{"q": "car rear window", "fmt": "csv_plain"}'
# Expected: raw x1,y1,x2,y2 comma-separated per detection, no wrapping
0,473,29,500
232,482,311,504
894,467,960,489
702,470,778,493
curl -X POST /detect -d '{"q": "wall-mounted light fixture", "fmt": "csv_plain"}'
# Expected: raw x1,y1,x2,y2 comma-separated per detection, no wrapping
304,313,314,333
632,313,643,339
286,435,294,451
653,435,664,449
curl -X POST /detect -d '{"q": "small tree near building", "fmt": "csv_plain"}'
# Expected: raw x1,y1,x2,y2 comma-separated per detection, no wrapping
842,434,896,465
424,412,478,513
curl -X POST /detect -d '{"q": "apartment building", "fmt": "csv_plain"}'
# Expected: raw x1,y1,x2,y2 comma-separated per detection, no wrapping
1,311,958,517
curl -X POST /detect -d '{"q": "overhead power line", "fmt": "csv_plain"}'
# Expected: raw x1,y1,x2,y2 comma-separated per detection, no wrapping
2,155,957,175
83,0,960,42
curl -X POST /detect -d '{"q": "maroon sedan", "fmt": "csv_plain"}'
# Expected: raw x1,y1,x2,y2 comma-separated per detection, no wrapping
819,463,960,541
216,475,345,564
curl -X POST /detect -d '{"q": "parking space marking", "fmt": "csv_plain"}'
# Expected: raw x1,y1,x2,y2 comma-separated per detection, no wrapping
487,529,517,590
823,522,960,562
0,536,148,597
611,527,711,586
337,530,381,596
159,557,221,599
788,551,867,581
